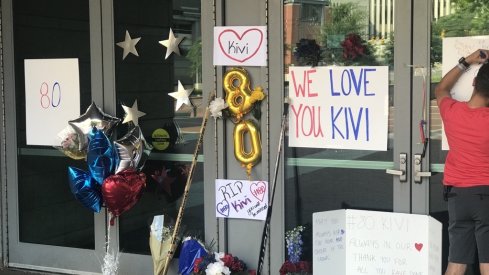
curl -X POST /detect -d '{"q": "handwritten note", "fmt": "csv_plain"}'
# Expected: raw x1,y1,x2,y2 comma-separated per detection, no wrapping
215,179,268,220
213,26,267,66
24,58,80,146
313,209,442,275
288,66,389,151
441,36,489,150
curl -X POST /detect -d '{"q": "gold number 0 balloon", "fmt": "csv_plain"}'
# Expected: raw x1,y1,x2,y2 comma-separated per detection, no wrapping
223,68,266,122
233,120,262,177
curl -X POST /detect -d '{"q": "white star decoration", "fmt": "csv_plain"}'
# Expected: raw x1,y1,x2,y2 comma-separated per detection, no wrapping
121,100,146,126
169,81,193,111
116,30,141,60
159,28,184,59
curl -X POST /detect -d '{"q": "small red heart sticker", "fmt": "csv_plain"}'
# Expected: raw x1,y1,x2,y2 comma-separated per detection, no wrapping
415,243,423,251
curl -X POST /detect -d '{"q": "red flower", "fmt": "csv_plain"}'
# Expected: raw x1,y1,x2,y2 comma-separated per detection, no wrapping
221,253,234,267
230,257,245,272
193,257,203,273
297,261,312,272
279,260,297,275
341,33,367,61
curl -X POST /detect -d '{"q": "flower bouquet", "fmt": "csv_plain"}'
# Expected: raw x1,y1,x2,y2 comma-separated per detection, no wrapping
340,33,377,65
279,226,312,275
293,38,322,66
149,215,175,275
192,252,253,275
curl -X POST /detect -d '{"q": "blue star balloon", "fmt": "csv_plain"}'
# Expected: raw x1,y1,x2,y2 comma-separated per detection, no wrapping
87,127,115,185
178,238,208,275
67,166,102,212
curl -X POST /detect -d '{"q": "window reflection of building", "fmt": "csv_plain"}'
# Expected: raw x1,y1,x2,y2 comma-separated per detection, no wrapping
173,0,201,86
284,0,328,68
284,0,452,69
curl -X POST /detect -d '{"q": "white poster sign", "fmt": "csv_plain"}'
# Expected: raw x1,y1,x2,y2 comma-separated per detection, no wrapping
441,36,489,150
288,66,389,150
24,58,80,146
313,209,442,275
213,26,267,66
215,179,268,221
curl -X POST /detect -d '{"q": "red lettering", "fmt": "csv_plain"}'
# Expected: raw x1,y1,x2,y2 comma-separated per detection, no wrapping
291,69,317,97
301,106,314,136
291,104,303,138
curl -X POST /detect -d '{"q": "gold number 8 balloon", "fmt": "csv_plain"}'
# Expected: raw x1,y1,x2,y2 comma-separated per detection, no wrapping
223,67,266,122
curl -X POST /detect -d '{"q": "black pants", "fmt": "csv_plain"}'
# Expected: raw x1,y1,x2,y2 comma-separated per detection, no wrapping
446,186,489,264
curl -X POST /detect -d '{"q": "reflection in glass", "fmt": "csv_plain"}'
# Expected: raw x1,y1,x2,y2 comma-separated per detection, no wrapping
113,0,204,254
284,0,395,263
13,0,94,248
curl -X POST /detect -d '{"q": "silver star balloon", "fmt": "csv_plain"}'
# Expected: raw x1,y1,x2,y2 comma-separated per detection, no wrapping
168,81,193,111
114,126,152,174
159,28,184,59
116,30,141,60
121,100,146,126
69,102,121,150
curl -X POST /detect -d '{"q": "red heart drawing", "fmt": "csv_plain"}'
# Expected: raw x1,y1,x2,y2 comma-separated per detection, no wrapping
250,181,267,202
415,243,423,251
218,28,264,63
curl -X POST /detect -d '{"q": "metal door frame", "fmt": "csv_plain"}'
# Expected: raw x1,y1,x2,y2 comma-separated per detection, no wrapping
1,0,107,273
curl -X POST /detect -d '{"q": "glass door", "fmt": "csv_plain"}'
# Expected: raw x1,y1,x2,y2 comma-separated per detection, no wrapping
109,1,205,274
4,0,105,273
4,0,205,274
427,0,489,273
283,0,410,260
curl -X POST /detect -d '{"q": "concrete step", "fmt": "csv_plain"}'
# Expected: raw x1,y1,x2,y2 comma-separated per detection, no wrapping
0,268,56,275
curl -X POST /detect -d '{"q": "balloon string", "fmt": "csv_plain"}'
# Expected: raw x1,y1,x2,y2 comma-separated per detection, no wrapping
107,213,111,252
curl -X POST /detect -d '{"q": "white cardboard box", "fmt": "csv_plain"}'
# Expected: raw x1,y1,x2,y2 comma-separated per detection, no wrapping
313,209,442,275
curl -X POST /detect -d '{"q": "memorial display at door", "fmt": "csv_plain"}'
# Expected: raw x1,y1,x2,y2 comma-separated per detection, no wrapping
288,66,389,151
214,26,267,66
223,67,266,177
24,58,80,146
313,209,442,275
215,179,269,221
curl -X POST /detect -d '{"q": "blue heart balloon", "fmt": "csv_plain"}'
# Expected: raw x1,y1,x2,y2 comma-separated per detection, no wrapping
67,166,102,212
87,127,115,185
178,238,208,275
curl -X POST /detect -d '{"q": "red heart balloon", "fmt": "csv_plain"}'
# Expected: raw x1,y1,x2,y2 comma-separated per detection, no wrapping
102,169,146,221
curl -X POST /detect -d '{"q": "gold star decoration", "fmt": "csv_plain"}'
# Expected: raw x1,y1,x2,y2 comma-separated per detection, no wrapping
159,28,184,59
168,81,193,111
116,30,141,60
121,100,146,126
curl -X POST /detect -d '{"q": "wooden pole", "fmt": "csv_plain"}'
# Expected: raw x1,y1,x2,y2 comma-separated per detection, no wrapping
159,92,215,275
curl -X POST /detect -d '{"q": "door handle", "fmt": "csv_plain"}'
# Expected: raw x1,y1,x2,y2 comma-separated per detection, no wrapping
386,153,407,182
414,154,432,183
